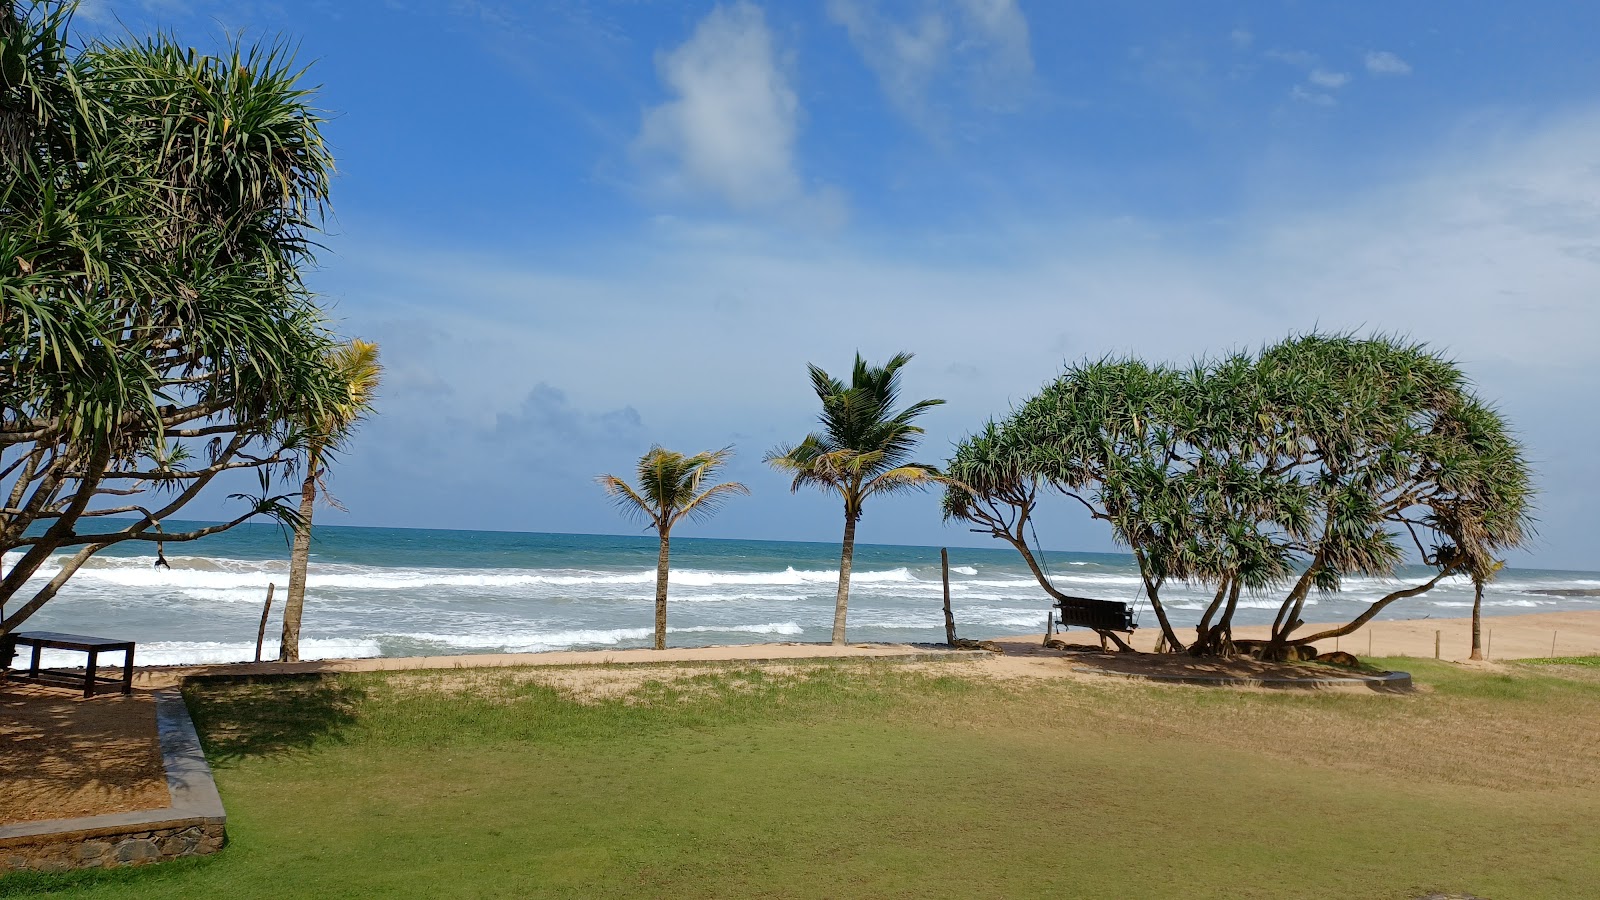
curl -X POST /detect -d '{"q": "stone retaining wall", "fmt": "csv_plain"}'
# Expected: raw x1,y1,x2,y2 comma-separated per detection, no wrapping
0,690,226,874
1,820,224,873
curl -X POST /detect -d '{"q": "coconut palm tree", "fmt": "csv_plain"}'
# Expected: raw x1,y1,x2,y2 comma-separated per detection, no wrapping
766,353,944,645
279,339,382,662
598,447,749,650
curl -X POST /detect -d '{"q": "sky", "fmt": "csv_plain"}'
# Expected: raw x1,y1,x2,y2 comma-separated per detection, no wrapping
78,0,1600,569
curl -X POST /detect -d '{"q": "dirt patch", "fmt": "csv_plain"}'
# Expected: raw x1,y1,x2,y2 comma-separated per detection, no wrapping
0,683,168,826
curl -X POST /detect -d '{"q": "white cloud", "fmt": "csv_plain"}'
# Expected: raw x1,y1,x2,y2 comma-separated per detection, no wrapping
1265,48,1317,67
1309,68,1349,89
635,2,839,220
337,110,1600,565
955,0,1034,92
828,0,950,125
1365,50,1413,76
1290,85,1336,106
828,0,1033,128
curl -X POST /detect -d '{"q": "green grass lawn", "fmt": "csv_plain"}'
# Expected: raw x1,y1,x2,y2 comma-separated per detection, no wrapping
5,658,1600,899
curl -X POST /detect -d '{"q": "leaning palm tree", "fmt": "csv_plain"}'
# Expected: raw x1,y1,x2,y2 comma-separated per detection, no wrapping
279,339,383,662
598,447,749,650
766,353,945,645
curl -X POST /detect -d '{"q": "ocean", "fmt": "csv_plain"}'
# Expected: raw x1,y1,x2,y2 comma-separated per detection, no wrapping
6,521,1598,666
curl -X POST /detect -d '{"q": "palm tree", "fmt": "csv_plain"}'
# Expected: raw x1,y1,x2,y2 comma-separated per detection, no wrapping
598,447,748,650
766,353,945,645
279,340,383,662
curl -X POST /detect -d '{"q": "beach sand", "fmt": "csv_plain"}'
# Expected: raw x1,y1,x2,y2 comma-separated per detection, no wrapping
0,685,167,826
132,640,964,689
1043,608,1600,661
122,609,1600,690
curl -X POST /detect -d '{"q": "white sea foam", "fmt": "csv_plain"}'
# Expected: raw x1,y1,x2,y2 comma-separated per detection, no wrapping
29,638,381,668
951,566,978,575
25,557,922,592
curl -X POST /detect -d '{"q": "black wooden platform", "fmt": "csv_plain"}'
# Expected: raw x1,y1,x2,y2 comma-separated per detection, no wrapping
1,631,136,698
1053,597,1136,633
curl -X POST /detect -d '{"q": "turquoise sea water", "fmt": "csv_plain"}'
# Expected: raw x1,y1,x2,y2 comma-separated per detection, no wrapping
9,522,1598,664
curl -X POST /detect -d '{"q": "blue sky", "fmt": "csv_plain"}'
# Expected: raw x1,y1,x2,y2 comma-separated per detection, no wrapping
83,1,1600,569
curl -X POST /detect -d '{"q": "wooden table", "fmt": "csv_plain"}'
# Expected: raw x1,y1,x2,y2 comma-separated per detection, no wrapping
1,631,136,698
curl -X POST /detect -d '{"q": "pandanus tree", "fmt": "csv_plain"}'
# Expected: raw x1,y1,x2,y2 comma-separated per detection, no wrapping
945,334,1533,658
279,340,382,662
1469,561,1504,661
598,447,747,650
1,4,352,634
767,353,944,645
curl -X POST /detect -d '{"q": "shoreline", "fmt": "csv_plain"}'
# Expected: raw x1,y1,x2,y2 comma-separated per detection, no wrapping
115,609,1600,686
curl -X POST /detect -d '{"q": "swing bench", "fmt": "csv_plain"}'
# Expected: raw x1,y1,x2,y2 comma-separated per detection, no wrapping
1052,595,1137,633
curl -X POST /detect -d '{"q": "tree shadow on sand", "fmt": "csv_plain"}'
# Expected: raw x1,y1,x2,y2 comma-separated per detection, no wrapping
182,674,366,764
0,683,166,824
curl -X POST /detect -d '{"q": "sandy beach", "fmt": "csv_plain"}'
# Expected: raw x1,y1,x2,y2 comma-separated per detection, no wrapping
116,609,1600,689
1044,608,1600,661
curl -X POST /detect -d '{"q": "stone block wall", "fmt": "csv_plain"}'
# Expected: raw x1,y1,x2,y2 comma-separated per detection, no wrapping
1,820,225,873
0,689,227,875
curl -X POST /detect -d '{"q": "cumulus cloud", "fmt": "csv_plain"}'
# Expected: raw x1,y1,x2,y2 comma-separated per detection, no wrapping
635,2,840,221
828,0,1033,129
1365,50,1413,76
336,110,1600,563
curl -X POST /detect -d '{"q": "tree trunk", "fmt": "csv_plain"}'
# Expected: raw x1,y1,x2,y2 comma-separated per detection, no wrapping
1130,545,1185,652
832,513,859,645
279,462,318,663
1470,578,1484,660
654,529,670,651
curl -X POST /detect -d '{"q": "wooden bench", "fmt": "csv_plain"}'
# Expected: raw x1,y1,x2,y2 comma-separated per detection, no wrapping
1,631,136,698
1053,596,1136,633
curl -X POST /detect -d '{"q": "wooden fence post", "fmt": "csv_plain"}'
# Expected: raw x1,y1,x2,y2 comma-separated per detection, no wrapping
255,582,276,663
1435,630,1440,660
940,549,956,646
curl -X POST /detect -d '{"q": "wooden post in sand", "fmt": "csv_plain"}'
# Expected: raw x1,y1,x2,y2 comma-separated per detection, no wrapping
1435,630,1441,660
940,549,956,646
255,582,276,663
1552,631,1559,658
1487,629,1493,661
1368,628,1373,657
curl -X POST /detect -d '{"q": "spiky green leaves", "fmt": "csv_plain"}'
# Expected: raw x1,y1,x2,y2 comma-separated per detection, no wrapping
766,352,945,519
598,447,750,533
946,333,1533,601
